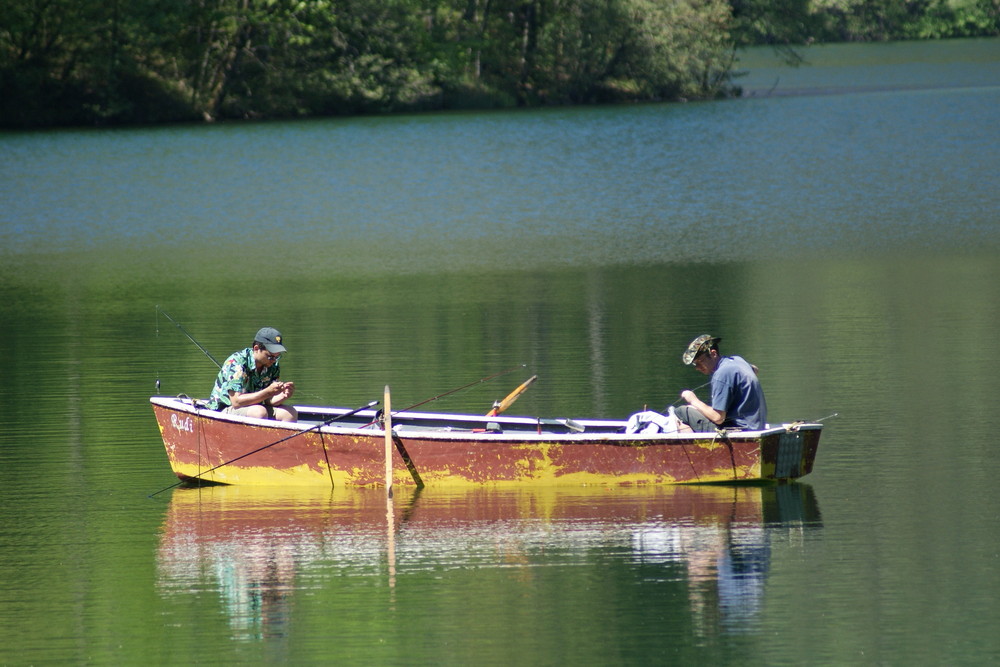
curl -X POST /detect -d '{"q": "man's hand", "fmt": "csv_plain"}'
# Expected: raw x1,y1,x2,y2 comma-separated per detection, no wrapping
680,390,724,426
270,381,295,404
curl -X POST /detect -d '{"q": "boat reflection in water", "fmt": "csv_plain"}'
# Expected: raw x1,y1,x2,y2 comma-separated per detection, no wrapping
156,483,822,640
630,483,821,634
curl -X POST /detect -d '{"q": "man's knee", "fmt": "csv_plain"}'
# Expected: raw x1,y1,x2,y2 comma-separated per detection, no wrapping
224,404,268,419
675,406,714,432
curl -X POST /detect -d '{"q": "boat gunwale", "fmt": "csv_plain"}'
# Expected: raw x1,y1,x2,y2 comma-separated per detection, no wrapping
150,395,822,444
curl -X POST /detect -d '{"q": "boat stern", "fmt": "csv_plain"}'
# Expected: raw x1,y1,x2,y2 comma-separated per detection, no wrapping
759,425,822,481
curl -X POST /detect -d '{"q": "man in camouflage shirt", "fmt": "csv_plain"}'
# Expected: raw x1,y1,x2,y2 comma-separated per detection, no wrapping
208,327,298,422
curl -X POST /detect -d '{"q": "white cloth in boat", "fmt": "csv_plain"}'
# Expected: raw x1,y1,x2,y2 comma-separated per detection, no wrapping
625,407,681,435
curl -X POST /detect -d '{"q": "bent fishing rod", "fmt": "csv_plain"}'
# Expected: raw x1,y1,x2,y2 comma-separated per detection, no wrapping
148,399,379,498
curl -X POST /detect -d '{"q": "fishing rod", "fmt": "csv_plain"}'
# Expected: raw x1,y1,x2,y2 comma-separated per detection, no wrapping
148,399,380,498
154,307,332,402
156,306,222,369
401,365,526,413
365,365,527,427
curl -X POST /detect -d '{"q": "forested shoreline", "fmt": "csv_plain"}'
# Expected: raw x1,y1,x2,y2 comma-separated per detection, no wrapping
2,0,997,129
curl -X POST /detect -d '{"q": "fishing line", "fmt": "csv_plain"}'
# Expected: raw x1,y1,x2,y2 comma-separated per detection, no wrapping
156,306,222,369
154,306,329,402
669,380,712,407
400,365,526,413
155,308,161,393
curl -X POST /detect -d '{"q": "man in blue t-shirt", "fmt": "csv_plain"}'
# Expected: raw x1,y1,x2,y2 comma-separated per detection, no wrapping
673,335,767,432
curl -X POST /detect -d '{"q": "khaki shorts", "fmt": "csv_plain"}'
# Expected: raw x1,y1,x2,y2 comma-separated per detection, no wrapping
222,403,275,418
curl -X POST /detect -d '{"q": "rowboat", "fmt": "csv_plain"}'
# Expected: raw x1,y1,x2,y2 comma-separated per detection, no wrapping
150,394,823,487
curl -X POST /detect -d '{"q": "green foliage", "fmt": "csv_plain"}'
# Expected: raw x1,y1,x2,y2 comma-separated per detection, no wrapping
793,0,999,42
1,0,996,127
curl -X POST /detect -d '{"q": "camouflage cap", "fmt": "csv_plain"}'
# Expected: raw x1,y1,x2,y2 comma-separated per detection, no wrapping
682,334,721,365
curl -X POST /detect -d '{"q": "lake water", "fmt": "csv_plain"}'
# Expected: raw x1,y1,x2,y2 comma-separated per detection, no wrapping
2,38,999,664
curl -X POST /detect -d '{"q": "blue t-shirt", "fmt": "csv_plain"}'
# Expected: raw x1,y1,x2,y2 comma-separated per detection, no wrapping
711,356,767,430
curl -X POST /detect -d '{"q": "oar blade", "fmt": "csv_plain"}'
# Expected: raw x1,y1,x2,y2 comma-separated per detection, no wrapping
487,375,538,416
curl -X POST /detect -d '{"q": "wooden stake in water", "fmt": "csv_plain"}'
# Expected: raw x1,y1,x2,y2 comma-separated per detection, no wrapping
386,489,397,593
383,385,393,498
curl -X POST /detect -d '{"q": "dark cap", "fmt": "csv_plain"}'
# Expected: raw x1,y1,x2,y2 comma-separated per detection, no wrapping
682,334,720,365
254,327,287,354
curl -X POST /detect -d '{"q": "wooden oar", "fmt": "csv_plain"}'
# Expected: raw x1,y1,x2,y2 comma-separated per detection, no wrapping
392,433,424,487
487,375,537,417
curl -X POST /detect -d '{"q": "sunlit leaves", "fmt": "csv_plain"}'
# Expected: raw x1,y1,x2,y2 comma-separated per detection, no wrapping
1,0,995,127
